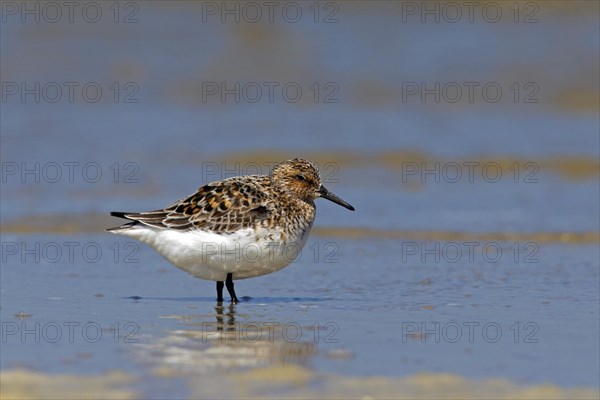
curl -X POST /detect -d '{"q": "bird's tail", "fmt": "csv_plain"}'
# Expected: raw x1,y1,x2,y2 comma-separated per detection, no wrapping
106,211,140,233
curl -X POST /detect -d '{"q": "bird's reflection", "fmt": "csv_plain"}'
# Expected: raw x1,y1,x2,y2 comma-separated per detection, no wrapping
134,300,318,374
214,302,236,333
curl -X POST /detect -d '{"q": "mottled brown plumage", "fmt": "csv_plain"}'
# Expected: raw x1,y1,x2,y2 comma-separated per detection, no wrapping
116,175,274,233
110,159,348,234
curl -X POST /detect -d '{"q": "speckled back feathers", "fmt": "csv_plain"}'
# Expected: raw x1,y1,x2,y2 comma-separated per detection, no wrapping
111,159,320,235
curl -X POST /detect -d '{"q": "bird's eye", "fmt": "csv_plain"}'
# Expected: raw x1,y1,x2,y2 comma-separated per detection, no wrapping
296,174,306,181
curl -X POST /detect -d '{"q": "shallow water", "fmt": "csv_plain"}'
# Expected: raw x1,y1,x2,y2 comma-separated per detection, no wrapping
2,232,599,397
1,1,599,398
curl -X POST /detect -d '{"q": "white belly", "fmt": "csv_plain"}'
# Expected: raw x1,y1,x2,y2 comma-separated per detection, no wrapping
113,225,312,281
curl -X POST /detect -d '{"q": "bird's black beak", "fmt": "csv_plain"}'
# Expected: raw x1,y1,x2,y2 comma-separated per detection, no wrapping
317,185,355,211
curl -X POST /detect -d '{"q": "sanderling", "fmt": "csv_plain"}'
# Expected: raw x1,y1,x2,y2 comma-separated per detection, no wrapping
107,158,354,303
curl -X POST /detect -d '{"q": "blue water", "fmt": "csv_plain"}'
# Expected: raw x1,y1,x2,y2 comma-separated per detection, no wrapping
1,1,598,396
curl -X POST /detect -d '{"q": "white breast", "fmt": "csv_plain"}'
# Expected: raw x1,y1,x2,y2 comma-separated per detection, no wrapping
113,224,312,281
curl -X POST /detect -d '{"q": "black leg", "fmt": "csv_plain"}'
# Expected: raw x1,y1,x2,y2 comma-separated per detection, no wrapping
216,281,224,302
225,273,239,303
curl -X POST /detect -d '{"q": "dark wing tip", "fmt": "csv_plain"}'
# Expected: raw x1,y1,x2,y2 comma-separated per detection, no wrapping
110,211,132,219
110,210,171,230
107,212,140,232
